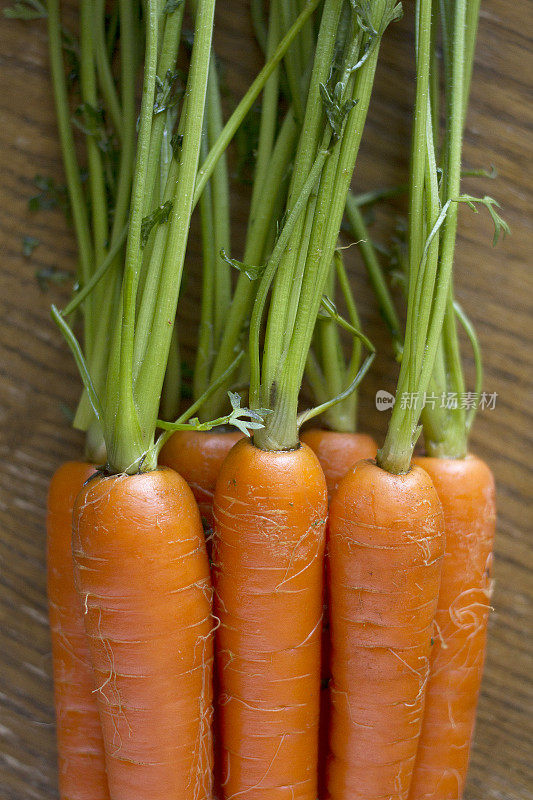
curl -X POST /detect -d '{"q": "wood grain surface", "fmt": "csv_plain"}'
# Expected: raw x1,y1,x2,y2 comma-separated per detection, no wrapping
0,2,531,799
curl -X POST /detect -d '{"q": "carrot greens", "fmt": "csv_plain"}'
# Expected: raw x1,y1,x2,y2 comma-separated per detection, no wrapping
250,0,400,451
377,0,508,473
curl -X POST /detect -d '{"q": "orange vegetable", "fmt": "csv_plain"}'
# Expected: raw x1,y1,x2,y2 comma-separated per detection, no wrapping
301,429,377,497
409,454,496,800
326,459,444,799
212,439,327,799
159,430,243,527
47,461,109,800
72,467,214,800
300,429,377,795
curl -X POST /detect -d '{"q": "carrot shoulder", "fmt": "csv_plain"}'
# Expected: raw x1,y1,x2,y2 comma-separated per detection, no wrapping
213,439,327,800
326,459,445,800
159,430,243,527
72,467,214,800
301,430,377,497
409,454,496,800
47,461,109,800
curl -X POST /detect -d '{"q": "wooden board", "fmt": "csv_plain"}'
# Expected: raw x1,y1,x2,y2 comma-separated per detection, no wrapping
0,2,531,798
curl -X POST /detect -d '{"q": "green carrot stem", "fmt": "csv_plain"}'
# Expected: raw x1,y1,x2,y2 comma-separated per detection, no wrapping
199,108,298,421
79,0,108,288
141,3,185,216
417,0,474,458
260,0,344,390
255,0,396,450
378,0,437,474
94,0,123,137
160,324,182,423
207,57,232,343
279,0,305,119
133,0,216,459
345,191,402,356
194,130,216,402
47,0,94,333
247,2,281,230
193,0,322,205
249,147,331,413
102,0,160,474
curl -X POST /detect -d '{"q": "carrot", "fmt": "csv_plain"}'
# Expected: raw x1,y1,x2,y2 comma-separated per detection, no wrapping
159,430,242,528
326,459,445,799
300,429,377,497
72,467,214,800
212,439,327,799
47,461,109,800
300,428,376,796
210,4,397,796
408,455,496,800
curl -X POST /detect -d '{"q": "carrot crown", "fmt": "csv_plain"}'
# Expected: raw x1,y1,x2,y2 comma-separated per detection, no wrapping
377,0,508,474
247,0,401,451
48,0,325,474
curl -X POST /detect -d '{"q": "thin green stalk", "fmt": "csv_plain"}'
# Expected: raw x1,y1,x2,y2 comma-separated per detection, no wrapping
318,249,364,430
317,263,351,431
199,108,298,420
80,0,108,281
160,324,182,422
207,57,232,342
134,0,216,451
94,0,123,137
193,0,322,205
255,0,397,450
141,3,185,216
279,0,305,119
345,191,402,356
103,0,160,473
249,147,331,411
419,0,470,458
63,225,128,317
194,130,216,401
247,2,282,228
47,0,94,329
378,0,435,473
260,0,344,391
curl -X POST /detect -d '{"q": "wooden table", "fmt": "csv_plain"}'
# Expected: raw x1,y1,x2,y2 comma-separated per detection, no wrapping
0,2,531,798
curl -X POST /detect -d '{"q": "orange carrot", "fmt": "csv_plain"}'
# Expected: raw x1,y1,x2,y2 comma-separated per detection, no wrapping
212,439,327,800
301,429,377,497
72,467,214,800
47,461,109,800
159,430,243,528
408,454,496,800
300,429,377,796
326,459,445,800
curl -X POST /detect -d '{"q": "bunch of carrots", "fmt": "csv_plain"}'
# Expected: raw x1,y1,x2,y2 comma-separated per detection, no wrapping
7,0,509,797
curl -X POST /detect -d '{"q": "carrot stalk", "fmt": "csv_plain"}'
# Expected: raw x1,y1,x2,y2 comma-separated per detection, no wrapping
72,468,214,800
47,462,108,800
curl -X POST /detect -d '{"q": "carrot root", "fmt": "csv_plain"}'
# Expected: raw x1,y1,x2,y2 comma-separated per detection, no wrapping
72,467,214,800
408,454,496,800
159,430,243,528
47,461,110,800
213,439,328,800
326,459,445,800
300,430,377,497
